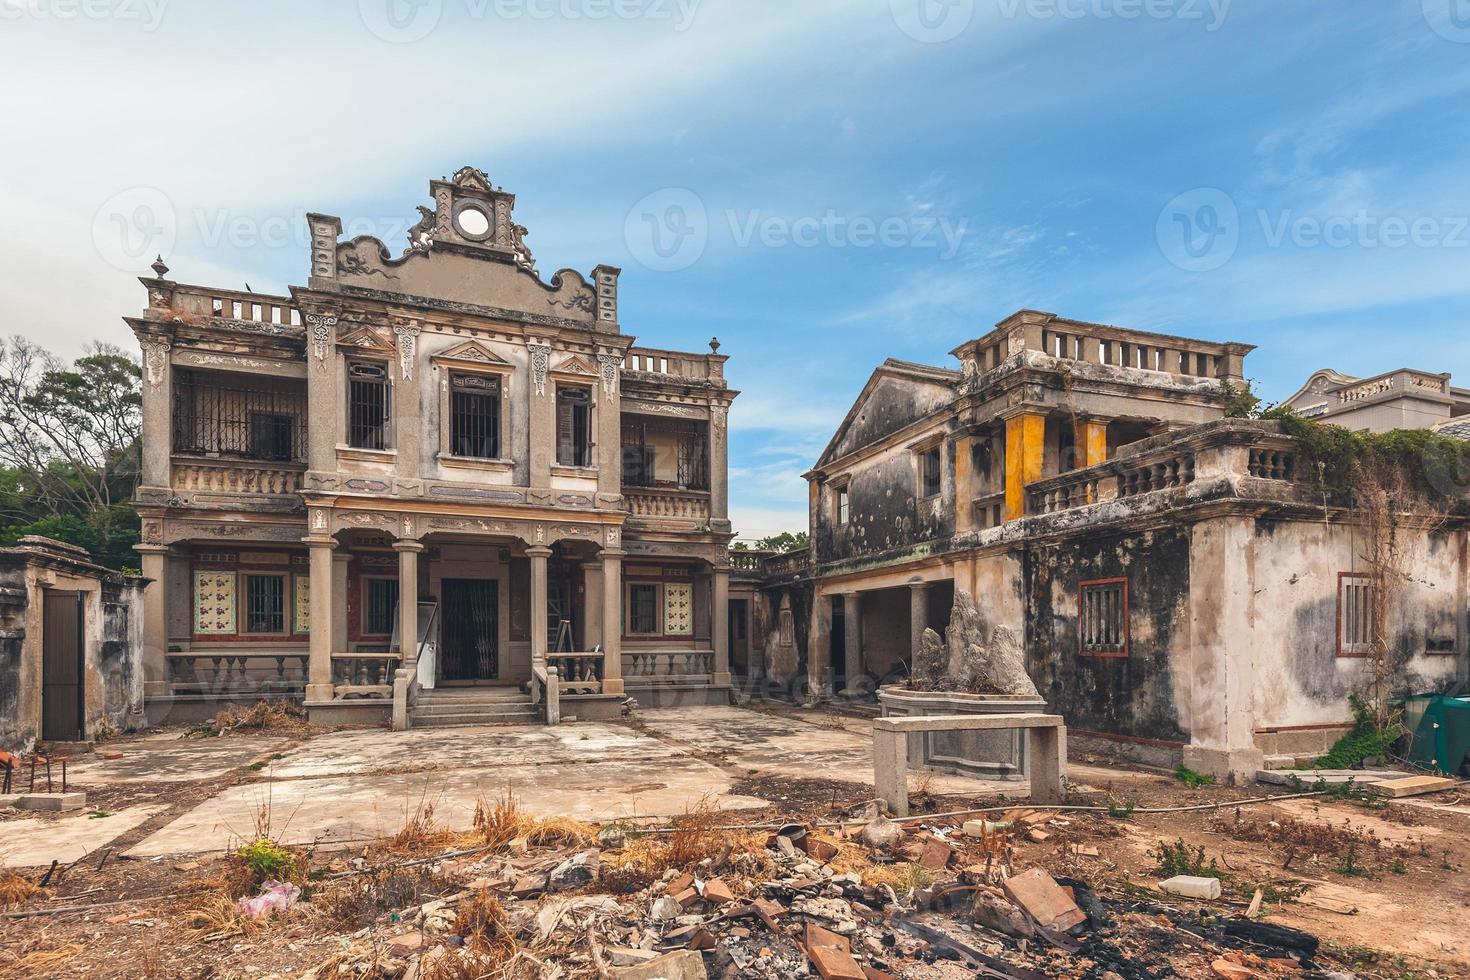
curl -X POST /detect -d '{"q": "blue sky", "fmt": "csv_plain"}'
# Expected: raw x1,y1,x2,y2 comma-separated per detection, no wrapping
4,0,1470,537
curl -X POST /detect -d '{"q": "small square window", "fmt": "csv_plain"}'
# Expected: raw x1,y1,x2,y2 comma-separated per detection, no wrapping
1079,578,1128,657
920,447,942,498
1337,573,1377,657
628,583,660,635
244,574,287,634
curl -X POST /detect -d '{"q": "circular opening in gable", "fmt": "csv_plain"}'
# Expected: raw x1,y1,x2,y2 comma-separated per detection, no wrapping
456,205,491,239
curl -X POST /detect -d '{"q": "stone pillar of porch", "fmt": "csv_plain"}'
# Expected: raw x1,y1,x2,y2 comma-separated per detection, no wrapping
306,535,336,702
528,545,552,669
712,564,731,688
1003,411,1046,522
600,549,624,695
332,552,350,654
841,592,863,695
137,545,169,698
909,581,928,665
807,594,832,700
395,540,424,669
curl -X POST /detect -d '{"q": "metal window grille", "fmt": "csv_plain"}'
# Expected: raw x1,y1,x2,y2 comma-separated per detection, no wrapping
348,362,390,450
172,370,306,461
245,574,286,634
921,447,942,497
629,583,660,635
1079,579,1128,656
619,418,709,490
364,578,400,636
1338,574,1376,656
557,387,592,467
450,373,501,459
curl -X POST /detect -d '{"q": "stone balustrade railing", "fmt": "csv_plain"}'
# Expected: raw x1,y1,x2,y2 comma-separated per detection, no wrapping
173,458,306,495
332,653,400,699
729,549,775,573
546,652,604,693
1026,419,1303,518
624,651,715,679
762,549,812,579
625,488,711,521
153,282,302,329
624,346,725,386
166,652,307,697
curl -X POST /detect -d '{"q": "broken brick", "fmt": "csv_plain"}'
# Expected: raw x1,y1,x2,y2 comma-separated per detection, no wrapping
1003,868,1087,932
388,931,426,958
805,922,851,954
702,878,735,905
807,943,866,980
917,839,953,870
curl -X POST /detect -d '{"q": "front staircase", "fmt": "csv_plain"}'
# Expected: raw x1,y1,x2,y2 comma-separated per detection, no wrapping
409,687,541,728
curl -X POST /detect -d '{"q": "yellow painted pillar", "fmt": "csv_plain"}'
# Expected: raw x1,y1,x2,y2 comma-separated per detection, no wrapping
1077,418,1109,468
1004,413,1046,521
954,434,975,533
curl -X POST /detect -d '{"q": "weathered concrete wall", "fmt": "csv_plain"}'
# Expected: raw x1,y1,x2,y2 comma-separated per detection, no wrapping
817,449,954,564
1249,518,1464,731
860,588,910,680
1025,527,1191,744
829,374,952,462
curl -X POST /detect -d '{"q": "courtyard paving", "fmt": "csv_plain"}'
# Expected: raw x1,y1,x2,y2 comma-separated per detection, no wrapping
2,704,1108,866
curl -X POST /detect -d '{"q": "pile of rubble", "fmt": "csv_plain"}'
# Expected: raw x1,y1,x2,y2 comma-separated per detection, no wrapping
296,805,1338,980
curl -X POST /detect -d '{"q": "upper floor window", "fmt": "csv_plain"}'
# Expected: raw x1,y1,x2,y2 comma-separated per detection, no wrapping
172,369,305,463
249,412,295,462
919,446,942,498
557,386,592,467
348,361,391,450
450,373,502,459
835,485,850,525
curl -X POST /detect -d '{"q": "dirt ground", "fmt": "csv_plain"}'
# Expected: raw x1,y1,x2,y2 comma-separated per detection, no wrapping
1,707,1467,979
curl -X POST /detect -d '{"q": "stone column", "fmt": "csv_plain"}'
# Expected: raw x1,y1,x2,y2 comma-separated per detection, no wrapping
1183,514,1264,783
1075,417,1109,477
528,545,552,668
909,582,928,666
137,546,169,697
1003,411,1046,522
392,322,422,479
842,592,862,694
395,540,424,667
953,433,975,533
712,564,731,688
137,337,172,491
709,402,730,524
528,343,554,491
304,314,339,475
332,553,350,654
807,592,832,699
596,350,623,501
601,548,624,695
582,561,604,651
306,534,336,703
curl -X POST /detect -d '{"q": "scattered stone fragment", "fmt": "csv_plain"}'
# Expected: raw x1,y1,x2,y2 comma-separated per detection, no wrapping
1002,868,1088,932
387,931,426,958
548,849,600,892
1160,875,1223,900
702,878,735,905
609,949,708,980
858,814,903,850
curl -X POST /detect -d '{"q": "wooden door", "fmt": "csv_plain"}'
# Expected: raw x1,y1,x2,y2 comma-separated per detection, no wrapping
42,591,84,742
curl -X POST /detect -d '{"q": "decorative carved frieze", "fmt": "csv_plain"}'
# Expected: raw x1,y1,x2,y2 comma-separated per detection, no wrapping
305,313,338,363
141,339,171,386
597,353,622,397
528,343,552,396
393,320,422,381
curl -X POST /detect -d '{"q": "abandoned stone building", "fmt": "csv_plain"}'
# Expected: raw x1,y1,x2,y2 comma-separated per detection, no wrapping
1281,366,1470,434
756,311,1470,781
128,167,739,729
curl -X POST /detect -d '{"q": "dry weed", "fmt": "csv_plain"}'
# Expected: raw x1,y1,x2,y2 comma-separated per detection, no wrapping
0,870,44,910
386,798,458,856
601,798,776,895
472,791,533,851
524,815,597,849
828,838,934,892
0,942,84,978
182,892,261,940
213,699,309,735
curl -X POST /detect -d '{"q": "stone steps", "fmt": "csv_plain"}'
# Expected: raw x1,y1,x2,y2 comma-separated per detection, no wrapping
410,689,542,728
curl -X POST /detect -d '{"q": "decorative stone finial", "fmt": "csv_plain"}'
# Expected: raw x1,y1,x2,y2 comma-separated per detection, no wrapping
710,337,721,353
151,255,169,279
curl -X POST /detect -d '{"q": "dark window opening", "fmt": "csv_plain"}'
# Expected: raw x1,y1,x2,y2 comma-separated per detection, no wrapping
249,412,295,462
836,486,850,524
364,578,400,636
172,370,306,462
628,583,659,635
557,387,592,467
920,447,942,498
450,373,502,459
245,574,286,634
620,417,709,490
1079,578,1128,657
348,362,390,450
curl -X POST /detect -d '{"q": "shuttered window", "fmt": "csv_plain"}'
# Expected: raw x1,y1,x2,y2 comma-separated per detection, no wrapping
1338,573,1376,657
450,373,502,459
556,386,592,467
1079,578,1128,657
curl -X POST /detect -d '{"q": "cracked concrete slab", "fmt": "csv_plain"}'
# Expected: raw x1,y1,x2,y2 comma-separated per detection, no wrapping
126,753,763,857
1,804,168,867
64,733,289,785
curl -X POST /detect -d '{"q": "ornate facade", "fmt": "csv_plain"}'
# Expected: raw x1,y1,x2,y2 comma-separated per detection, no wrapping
129,167,737,726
